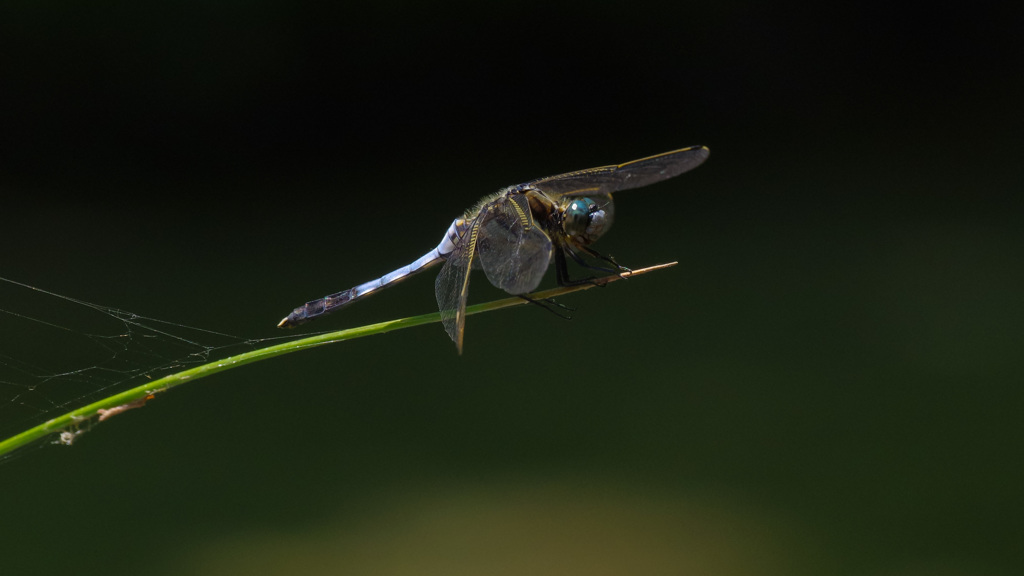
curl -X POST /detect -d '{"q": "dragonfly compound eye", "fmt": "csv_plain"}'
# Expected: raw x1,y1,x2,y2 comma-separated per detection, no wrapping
562,198,594,238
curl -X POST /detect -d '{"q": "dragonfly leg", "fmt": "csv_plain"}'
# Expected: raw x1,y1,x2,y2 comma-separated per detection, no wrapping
518,294,575,320
554,246,610,287
575,245,632,274
563,244,627,276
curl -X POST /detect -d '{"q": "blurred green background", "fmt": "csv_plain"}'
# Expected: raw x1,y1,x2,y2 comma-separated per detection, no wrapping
1,2,1022,575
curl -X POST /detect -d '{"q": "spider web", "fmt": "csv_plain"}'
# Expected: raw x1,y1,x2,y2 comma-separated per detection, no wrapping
0,276,278,450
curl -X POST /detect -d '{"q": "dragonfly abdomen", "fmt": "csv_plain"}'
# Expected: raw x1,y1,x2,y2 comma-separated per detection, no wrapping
277,218,469,328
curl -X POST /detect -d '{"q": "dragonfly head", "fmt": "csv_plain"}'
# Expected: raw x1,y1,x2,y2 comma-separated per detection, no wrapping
561,196,614,245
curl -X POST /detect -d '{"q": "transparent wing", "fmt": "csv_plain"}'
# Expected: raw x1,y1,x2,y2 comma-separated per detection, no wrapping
435,219,479,354
522,145,709,198
476,194,553,295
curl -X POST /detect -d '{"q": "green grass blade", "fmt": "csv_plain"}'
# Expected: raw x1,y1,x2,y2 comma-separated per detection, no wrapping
0,262,676,458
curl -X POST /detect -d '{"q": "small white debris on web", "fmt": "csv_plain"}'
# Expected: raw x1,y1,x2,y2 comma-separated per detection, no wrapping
96,394,155,422
56,430,84,446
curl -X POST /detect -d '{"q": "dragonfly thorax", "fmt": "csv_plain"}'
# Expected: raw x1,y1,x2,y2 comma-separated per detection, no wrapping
561,196,612,245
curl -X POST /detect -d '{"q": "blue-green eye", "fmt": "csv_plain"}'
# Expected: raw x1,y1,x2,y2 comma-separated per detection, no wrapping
563,198,593,237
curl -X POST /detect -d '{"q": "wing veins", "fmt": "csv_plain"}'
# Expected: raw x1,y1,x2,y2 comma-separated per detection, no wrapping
522,145,709,198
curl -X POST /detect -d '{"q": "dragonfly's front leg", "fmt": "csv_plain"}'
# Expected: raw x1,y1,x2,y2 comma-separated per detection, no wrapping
554,244,627,287
574,244,632,274
555,242,631,287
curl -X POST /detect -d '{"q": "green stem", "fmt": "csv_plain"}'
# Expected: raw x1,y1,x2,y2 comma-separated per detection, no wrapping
0,262,675,458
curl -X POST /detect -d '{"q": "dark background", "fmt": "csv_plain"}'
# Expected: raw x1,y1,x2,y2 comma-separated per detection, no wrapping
1,2,1022,575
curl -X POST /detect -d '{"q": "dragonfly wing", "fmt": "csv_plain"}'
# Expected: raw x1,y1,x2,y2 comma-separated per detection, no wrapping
477,194,553,295
435,219,480,354
524,145,709,198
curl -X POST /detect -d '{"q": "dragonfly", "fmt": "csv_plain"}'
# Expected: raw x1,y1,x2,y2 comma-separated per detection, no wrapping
278,145,710,353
